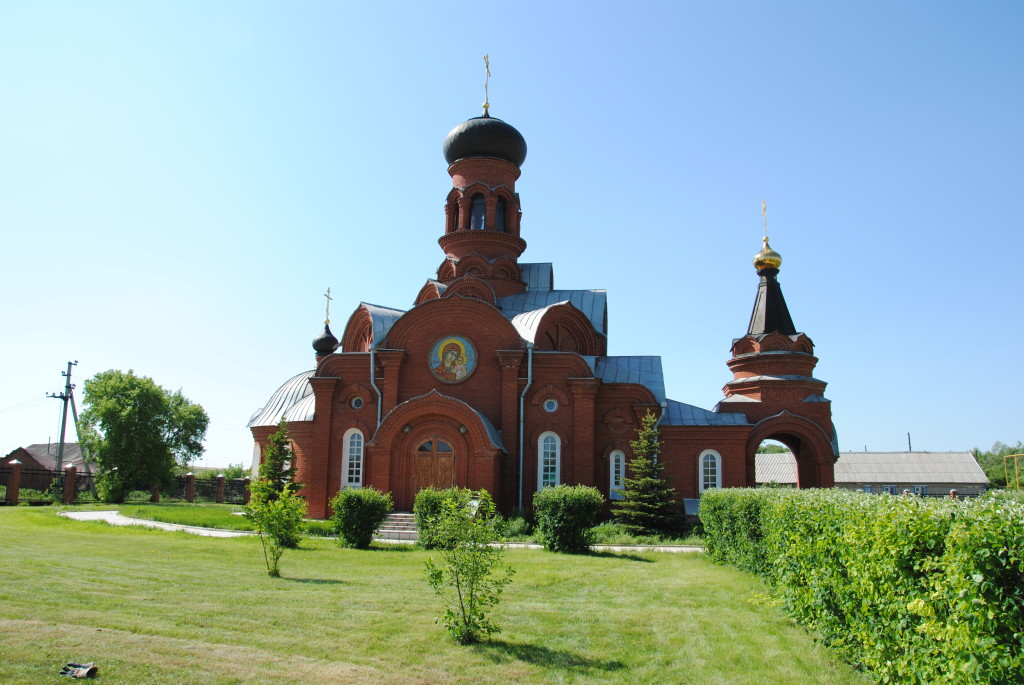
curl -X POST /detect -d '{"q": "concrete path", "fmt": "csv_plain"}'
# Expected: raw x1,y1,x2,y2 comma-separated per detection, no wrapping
60,510,255,537
60,511,704,552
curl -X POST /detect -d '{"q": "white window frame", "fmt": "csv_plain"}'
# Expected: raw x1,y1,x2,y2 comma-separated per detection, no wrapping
882,484,897,495
699,449,722,493
913,485,928,496
609,450,626,500
342,428,364,489
537,432,561,491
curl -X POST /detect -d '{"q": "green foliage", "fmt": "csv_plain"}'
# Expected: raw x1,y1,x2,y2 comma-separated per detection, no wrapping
414,486,473,549
244,486,307,577
973,440,1023,488
80,369,209,503
257,419,301,495
423,490,514,644
495,513,533,540
701,487,1024,684
220,463,249,480
611,410,681,535
533,484,604,553
329,486,393,549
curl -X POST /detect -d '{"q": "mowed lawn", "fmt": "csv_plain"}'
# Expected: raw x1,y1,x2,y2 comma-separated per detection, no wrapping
0,507,870,685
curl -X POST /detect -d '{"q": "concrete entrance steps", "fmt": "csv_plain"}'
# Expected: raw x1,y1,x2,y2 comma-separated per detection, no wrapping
375,512,418,541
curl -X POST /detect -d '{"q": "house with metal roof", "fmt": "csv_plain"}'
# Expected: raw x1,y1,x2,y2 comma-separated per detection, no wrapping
756,451,988,496
248,106,839,518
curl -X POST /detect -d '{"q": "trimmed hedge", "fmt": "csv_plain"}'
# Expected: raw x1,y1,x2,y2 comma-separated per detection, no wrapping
329,486,392,549
701,488,1024,684
533,485,604,553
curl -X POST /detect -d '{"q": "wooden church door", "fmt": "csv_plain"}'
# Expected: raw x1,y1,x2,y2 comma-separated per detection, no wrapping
413,439,455,493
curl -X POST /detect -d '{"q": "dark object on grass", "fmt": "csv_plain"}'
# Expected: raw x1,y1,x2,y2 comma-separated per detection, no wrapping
59,661,98,678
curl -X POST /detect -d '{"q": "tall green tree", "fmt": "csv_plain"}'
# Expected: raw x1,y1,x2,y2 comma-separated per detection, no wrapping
973,441,1024,488
611,410,681,536
248,420,304,548
80,369,209,503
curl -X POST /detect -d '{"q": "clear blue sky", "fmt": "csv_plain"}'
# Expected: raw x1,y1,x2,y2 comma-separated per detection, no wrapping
2,1,1021,468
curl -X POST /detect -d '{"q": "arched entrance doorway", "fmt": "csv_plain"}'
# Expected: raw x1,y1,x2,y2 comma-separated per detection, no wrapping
413,438,456,492
745,412,837,488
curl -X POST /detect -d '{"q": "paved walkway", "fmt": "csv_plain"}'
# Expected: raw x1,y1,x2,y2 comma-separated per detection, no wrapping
60,510,704,552
60,510,255,537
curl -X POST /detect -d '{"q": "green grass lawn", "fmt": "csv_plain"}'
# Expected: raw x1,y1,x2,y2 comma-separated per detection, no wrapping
0,506,870,685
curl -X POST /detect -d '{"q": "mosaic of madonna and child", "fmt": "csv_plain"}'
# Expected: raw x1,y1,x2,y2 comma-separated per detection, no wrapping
429,336,476,383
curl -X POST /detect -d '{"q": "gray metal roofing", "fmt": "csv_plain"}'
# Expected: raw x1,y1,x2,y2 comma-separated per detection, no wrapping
755,451,989,485
724,374,824,385
520,263,554,291
7,443,85,469
581,355,666,404
661,400,748,426
498,290,607,337
247,370,314,428
362,302,406,349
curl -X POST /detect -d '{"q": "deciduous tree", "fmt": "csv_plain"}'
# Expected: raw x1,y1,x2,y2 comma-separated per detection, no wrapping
80,369,209,503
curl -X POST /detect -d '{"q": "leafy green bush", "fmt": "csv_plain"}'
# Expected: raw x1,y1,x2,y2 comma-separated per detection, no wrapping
329,487,393,549
533,485,604,553
414,487,473,549
424,490,514,643
302,519,335,537
702,488,1024,684
495,514,533,540
244,486,307,577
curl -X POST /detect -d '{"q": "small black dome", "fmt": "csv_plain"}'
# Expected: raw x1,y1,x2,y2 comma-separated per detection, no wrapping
443,113,527,167
312,324,339,356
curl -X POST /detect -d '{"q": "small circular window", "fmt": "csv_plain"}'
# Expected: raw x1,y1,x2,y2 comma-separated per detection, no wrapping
350,396,364,410
542,398,558,413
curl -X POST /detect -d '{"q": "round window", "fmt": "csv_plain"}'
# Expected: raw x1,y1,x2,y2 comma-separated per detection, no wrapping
350,396,364,410
542,398,558,413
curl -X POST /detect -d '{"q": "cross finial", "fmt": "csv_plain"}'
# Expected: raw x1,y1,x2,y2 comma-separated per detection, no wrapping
483,54,491,114
323,287,333,325
761,198,768,242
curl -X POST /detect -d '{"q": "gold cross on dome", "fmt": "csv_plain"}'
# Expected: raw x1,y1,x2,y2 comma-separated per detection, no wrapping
761,199,768,240
324,287,333,325
483,54,491,113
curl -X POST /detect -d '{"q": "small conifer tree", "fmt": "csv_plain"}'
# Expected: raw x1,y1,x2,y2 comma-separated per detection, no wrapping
247,420,305,552
257,419,301,497
611,410,681,536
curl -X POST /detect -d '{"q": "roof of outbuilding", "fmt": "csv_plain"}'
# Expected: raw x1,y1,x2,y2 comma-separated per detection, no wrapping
755,451,989,485
5,443,85,469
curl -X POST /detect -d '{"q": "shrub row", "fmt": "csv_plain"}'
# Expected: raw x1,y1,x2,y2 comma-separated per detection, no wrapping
700,488,1024,684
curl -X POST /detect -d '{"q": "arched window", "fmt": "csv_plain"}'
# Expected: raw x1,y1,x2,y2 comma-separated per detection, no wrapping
538,432,561,490
699,449,722,492
452,202,460,231
495,198,507,232
342,428,364,489
609,450,625,500
469,194,485,230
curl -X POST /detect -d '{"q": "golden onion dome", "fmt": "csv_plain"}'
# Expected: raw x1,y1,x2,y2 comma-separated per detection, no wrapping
753,236,782,271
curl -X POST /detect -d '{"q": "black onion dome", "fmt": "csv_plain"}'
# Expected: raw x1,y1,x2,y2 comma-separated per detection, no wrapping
312,324,339,356
443,113,527,167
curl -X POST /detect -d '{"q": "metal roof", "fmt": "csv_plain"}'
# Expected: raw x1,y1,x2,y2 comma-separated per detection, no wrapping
498,289,607,337
755,451,989,485
519,263,553,292
661,400,748,427
582,355,667,404
362,302,406,349
724,374,824,385
5,443,86,469
247,370,314,428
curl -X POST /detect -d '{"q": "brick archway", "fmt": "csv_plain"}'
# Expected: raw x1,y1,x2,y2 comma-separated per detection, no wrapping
745,411,837,488
368,391,504,510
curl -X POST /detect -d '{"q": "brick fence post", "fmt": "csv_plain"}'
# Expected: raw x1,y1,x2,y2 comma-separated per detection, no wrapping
216,475,225,504
185,473,195,503
242,477,251,505
7,460,22,506
150,485,160,503
63,464,77,505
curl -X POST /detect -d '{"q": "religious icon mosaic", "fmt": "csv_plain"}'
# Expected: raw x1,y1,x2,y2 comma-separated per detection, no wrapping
430,336,476,383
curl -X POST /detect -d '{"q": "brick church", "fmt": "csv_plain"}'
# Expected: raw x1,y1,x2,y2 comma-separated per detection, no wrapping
248,106,838,519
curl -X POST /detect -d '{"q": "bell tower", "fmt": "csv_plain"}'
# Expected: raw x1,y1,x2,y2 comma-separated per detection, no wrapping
719,207,837,487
